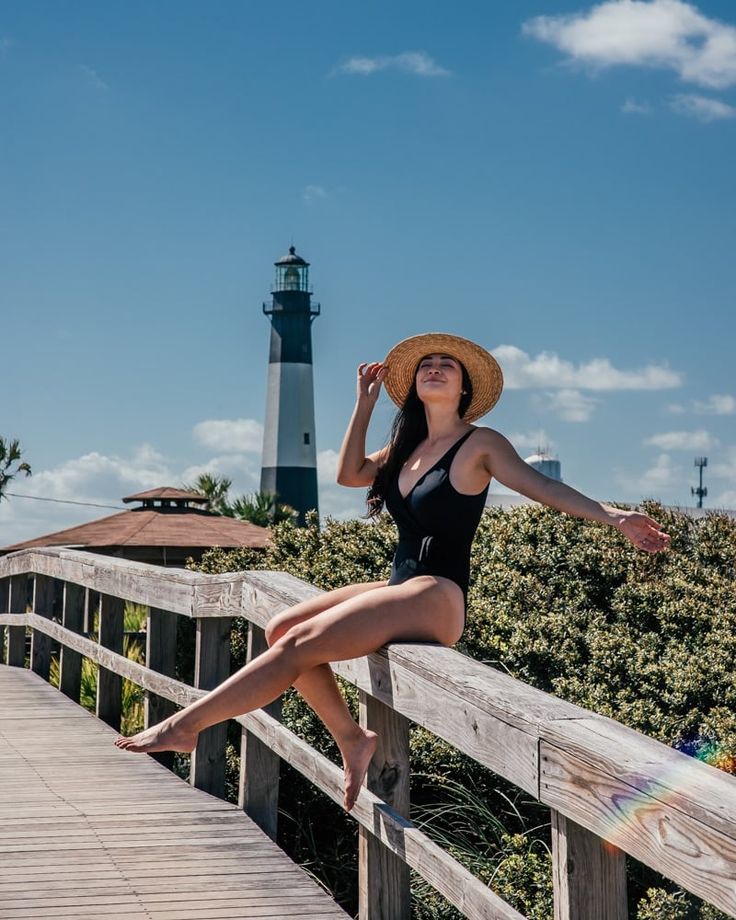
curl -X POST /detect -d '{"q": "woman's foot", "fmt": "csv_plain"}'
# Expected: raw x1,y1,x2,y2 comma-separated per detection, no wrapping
340,729,378,812
114,717,198,754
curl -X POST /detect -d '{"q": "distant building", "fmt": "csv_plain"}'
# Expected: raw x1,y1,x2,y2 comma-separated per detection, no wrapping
0,487,270,567
524,449,562,482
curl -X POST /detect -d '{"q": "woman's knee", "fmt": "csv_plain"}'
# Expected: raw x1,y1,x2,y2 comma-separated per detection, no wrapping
264,616,290,647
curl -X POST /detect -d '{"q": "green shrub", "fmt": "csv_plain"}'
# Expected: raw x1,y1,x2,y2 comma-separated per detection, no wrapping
190,504,736,919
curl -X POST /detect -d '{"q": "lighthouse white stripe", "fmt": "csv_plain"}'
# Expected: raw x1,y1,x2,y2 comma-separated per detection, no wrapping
262,362,318,468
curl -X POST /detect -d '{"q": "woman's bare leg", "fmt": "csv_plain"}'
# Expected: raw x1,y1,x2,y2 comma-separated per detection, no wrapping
265,582,385,809
115,576,464,809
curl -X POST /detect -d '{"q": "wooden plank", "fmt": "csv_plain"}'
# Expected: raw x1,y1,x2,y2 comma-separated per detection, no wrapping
97,593,124,730
60,581,85,702
190,617,231,798
551,809,627,920
542,715,736,841
239,623,282,840
236,707,526,920
0,548,199,616
358,690,411,920
0,666,348,920
145,606,178,770
541,737,736,917
30,573,55,680
0,575,8,662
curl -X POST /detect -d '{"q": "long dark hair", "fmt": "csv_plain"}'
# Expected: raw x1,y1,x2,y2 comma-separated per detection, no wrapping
366,358,473,517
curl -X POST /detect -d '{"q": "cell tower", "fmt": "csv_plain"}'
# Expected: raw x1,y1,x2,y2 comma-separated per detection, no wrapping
692,457,708,509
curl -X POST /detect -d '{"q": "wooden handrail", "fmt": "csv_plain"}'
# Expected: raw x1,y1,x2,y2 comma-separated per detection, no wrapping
2,547,736,920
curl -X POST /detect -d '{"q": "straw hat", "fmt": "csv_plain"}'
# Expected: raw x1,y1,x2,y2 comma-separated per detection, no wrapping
383,332,503,422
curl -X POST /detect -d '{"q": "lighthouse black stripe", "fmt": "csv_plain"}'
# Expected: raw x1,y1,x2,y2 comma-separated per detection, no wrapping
268,305,314,364
260,466,319,525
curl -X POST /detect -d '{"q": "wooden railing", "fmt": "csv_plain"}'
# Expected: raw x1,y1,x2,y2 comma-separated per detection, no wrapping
1,546,735,920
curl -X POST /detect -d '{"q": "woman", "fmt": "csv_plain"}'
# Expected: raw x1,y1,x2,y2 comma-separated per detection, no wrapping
115,332,670,811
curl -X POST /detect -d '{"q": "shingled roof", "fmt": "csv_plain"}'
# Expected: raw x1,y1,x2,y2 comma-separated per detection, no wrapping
0,487,270,562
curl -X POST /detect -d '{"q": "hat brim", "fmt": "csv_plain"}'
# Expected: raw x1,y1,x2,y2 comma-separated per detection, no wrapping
383,333,503,422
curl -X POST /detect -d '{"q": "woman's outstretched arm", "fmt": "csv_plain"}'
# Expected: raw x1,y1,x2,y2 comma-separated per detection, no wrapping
336,362,388,487
482,429,671,554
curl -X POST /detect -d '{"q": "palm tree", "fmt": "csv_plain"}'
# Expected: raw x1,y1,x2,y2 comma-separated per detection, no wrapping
0,437,31,502
229,491,298,527
182,473,232,514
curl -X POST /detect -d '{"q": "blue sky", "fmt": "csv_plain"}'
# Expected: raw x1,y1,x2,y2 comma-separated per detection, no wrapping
2,0,735,544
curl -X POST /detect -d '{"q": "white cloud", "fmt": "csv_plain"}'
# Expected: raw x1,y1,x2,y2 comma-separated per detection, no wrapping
335,51,451,78
710,446,736,480
535,388,599,422
80,64,108,91
645,429,717,450
0,445,173,547
0,37,12,56
192,418,263,453
713,489,736,509
615,452,684,496
303,184,327,204
315,449,367,519
667,394,736,415
494,344,682,390
523,0,736,89
622,96,653,113
507,430,556,453
670,92,736,120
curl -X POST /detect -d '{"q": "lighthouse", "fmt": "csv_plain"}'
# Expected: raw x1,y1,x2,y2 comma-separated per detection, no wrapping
260,246,320,524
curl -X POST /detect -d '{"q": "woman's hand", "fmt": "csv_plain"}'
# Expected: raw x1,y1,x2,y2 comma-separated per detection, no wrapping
357,362,387,406
613,510,671,553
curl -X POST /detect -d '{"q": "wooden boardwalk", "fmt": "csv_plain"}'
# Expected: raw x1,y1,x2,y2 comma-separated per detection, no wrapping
0,665,348,920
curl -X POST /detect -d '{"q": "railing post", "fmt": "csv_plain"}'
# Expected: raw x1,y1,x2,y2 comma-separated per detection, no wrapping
0,576,8,662
30,575,55,681
60,582,86,702
96,593,124,730
7,574,28,666
191,616,231,798
551,809,628,920
358,690,411,920
145,607,178,769
86,590,99,634
238,623,282,840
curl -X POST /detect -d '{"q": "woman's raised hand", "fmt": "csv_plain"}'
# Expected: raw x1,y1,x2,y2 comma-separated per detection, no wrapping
357,362,387,406
615,510,671,554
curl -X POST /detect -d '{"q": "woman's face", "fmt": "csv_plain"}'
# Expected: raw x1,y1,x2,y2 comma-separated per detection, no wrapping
415,353,463,411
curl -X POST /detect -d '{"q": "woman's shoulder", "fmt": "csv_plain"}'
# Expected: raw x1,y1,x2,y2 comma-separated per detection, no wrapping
469,425,510,447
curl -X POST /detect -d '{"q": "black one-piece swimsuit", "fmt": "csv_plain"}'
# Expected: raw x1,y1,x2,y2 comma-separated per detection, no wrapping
384,428,489,630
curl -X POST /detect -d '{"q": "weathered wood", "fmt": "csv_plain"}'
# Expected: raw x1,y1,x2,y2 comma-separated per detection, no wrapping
542,714,736,842
358,690,411,920
190,617,232,798
0,665,348,919
239,624,282,840
60,582,85,702
0,613,200,708
97,593,124,730
541,725,736,917
236,707,526,920
30,574,55,681
551,809,627,920
7,574,28,666
145,607,178,770
0,576,8,661
0,548,199,617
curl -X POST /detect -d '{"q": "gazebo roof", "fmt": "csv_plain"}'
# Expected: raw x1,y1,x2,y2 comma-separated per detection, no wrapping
1,499,270,555
122,487,209,504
